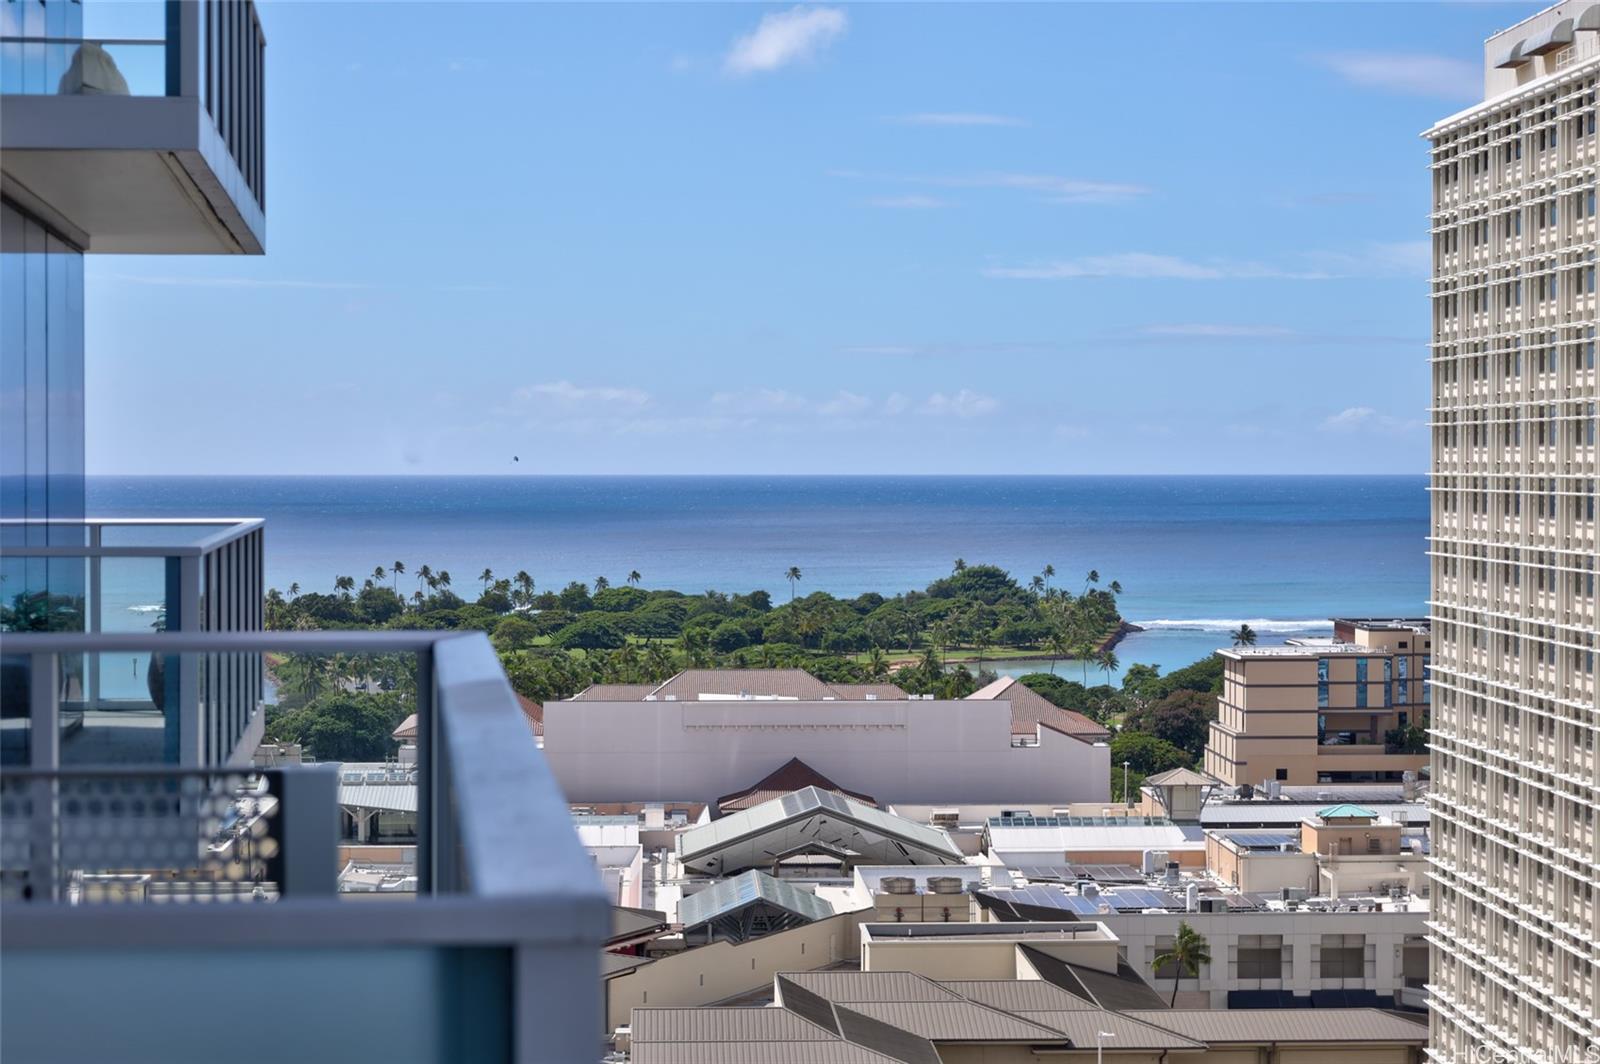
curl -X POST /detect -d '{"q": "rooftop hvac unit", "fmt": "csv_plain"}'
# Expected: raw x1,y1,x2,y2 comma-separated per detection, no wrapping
1186,883,1200,912
865,693,878,700
1164,862,1181,889
1200,897,1228,914
1141,850,1167,875
930,808,961,830
1389,886,1406,902
663,695,676,701
1079,881,1100,898
880,876,916,895
927,876,965,895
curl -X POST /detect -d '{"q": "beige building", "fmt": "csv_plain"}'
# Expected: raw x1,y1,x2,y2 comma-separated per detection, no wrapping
1204,619,1432,787
1205,805,1429,901
1425,5,1600,1061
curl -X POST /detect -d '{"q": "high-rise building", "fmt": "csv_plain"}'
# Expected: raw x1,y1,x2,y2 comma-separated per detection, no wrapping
1424,4,1599,1059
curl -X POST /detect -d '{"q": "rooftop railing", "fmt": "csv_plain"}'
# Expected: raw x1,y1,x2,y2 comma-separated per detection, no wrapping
0,630,608,1062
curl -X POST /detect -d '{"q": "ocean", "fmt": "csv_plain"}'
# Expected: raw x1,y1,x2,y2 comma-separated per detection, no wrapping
86,475,1429,681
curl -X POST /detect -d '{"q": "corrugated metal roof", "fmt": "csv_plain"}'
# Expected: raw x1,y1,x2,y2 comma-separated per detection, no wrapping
1121,1009,1429,1043
631,1042,900,1063
839,1001,1066,1042
677,871,834,930
781,971,958,1004
632,1006,839,1042
936,981,1092,1012
1015,1010,1205,1050
336,775,417,814
988,821,1206,852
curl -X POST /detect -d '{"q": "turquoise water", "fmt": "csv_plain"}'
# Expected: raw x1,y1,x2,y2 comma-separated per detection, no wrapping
87,475,1428,681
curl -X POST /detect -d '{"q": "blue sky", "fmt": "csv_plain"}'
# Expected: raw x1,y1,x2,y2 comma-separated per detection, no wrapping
86,2,1536,475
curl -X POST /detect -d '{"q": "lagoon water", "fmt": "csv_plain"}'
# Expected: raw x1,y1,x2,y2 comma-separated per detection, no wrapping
88,475,1429,680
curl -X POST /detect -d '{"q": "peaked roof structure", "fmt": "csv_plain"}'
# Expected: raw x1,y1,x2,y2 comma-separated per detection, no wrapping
717,757,877,814
1316,803,1379,820
678,786,964,875
965,676,1111,744
1143,767,1219,787
678,870,835,943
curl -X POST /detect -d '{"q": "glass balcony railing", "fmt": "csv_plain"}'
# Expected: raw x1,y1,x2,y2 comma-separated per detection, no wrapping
0,629,609,1060
0,37,169,96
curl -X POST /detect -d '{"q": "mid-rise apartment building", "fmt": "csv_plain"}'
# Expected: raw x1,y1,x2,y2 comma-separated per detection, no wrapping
1424,4,1600,1060
1203,619,1432,787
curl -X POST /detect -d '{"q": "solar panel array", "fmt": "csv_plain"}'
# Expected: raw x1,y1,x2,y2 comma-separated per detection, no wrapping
1222,831,1300,850
988,815,1174,828
1104,888,1183,911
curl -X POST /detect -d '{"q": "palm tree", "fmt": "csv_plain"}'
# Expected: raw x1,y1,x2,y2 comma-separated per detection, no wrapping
1041,563,1055,591
411,589,425,609
373,565,386,587
513,570,535,607
866,647,889,680
1108,580,1123,596
1083,569,1100,594
1073,636,1097,685
417,565,433,594
391,561,405,592
1029,574,1045,597
929,621,951,661
1096,649,1120,686
953,558,966,573
1231,623,1258,647
435,570,452,592
333,575,356,598
479,568,494,593
1153,921,1211,1007
785,566,802,602
594,575,610,593
288,582,300,599
627,570,641,587
1046,630,1071,675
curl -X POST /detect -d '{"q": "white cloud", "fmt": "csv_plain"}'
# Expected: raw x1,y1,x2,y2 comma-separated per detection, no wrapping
886,112,1027,127
922,389,999,419
725,5,846,75
710,388,810,413
1313,51,1479,101
831,169,1148,206
985,253,1314,281
520,381,652,408
987,241,1428,283
1140,324,1296,338
818,390,872,416
1319,406,1421,434
883,392,912,415
865,195,950,210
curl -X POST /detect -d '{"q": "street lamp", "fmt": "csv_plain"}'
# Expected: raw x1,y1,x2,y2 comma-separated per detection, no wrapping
1097,1029,1116,1064
1122,760,1131,807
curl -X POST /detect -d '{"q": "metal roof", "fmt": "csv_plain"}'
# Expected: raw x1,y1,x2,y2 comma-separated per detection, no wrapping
1015,1010,1205,1050
936,981,1093,1013
631,1043,901,1063
678,786,963,874
677,870,834,931
839,1002,1066,1043
632,1006,840,1042
1316,803,1379,820
782,971,958,1004
1200,802,1424,828
1121,1009,1428,1044
336,765,418,814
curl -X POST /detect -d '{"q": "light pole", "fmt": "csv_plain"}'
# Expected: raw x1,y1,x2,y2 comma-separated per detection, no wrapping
1097,1029,1116,1064
1123,761,1131,807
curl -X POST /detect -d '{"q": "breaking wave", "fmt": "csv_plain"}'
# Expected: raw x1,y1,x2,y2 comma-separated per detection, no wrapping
1131,618,1332,633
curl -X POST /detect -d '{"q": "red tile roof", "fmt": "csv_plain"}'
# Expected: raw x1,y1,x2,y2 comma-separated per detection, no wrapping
966,677,1110,744
716,757,877,813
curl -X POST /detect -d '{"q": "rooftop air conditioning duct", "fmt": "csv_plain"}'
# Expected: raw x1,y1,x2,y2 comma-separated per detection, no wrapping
1079,881,1099,898
880,876,916,895
1164,862,1181,888
927,876,965,895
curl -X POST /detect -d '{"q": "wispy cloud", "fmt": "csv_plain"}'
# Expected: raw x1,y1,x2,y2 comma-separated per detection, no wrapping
1139,324,1296,338
1312,51,1478,100
831,169,1147,206
725,5,846,75
1319,406,1422,434
710,388,809,413
818,390,872,416
519,381,652,409
922,389,999,419
885,112,1027,127
987,241,1429,282
842,340,1059,357
985,253,1323,281
864,195,950,210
